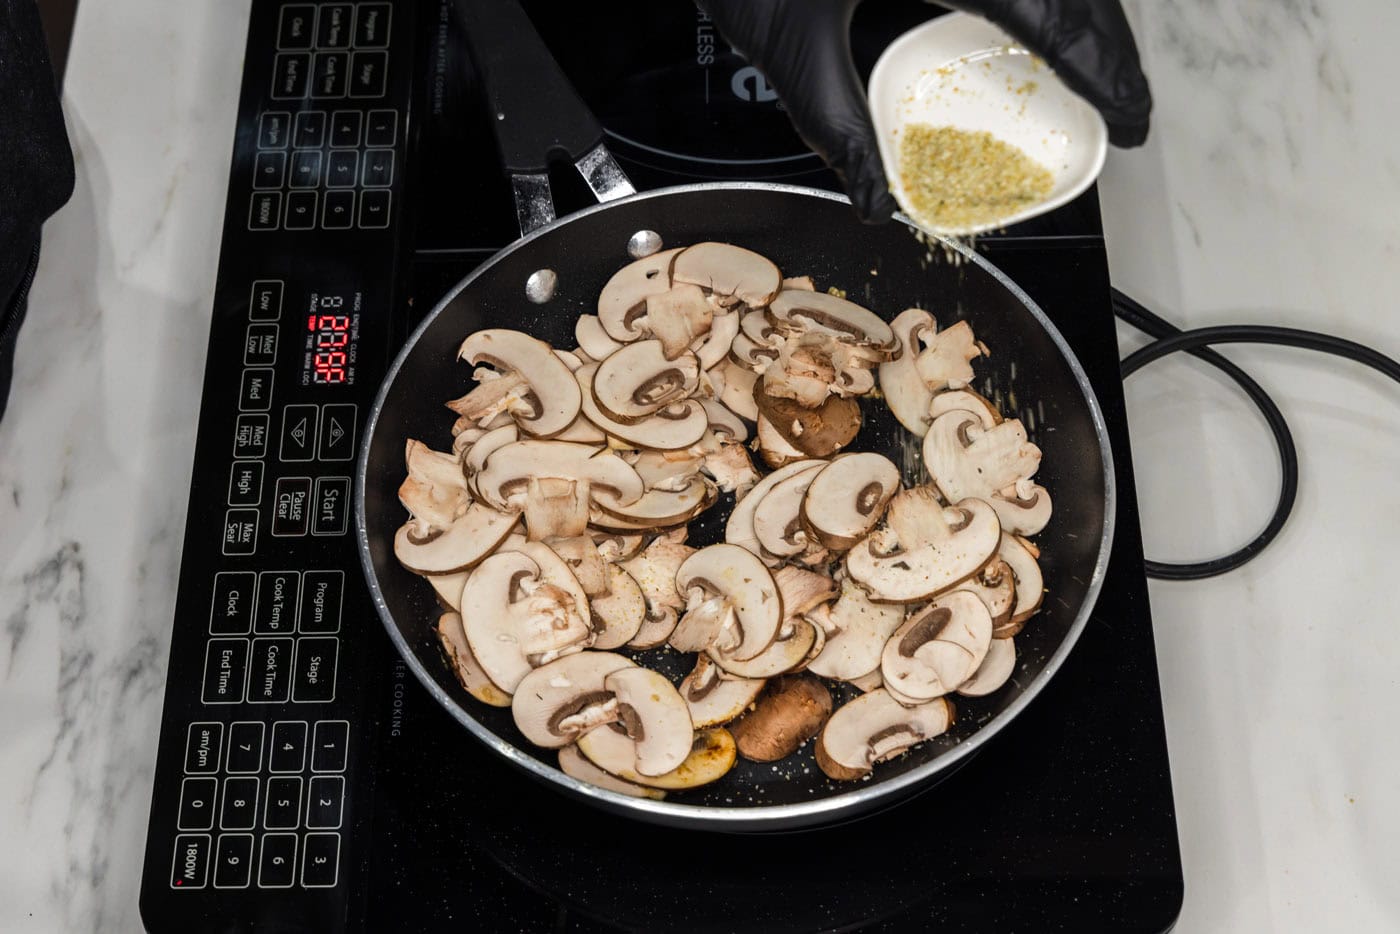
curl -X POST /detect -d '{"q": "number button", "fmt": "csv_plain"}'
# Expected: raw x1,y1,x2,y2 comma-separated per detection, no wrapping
300,833,341,888
258,834,298,888
285,191,319,231
329,111,361,148
364,109,396,147
360,149,393,187
219,777,259,831
263,776,303,830
306,776,345,829
213,834,254,889
311,720,350,773
269,721,308,773
322,190,355,229
226,722,265,774
358,189,390,228
177,777,218,831
292,111,326,148
253,151,286,189
325,150,358,188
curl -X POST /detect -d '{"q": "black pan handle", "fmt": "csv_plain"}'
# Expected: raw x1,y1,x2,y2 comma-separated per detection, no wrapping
455,0,636,235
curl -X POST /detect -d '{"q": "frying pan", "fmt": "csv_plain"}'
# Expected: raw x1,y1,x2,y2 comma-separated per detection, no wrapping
355,0,1114,832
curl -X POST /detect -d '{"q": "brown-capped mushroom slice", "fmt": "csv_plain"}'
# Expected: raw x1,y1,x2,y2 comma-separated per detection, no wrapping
725,458,824,559
881,591,993,703
729,673,832,762
715,358,760,421
805,583,905,681
957,636,1016,697
782,275,816,291
602,667,694,776
462,424,518,495
814,690,954,781
692,308,740,370
646,284,715,360
669,590,737,653
577,363,708,451
393,503,521,575
592,341,701,424
575,314,625,361
924,409,1041,503
511,651,635,748
702,441,760,496
801,452,901,551
700,399,748,443
927,388,1002,428
677,544,784,662
426,570,469,612
954,558,1016,629
989,481,1053,536
729,331,782,373
670,242,782,309
755,414,810,469
678,655,765,728
916,320,982,391
456,329,583,438
998,533,1045,628
519,477,590,540
883,678,933,709
597,247,684,341
474,440,644,514
435,611,512,707
558,745,666,800
593,475,717,529
752,468,825,560
762,336,838,408
591,530,647,563
577,724,737,790
753,381,863,458
845,491,1000,603
547,536,608,597
551,414,608,445
463,552,580,694
766,289,897,357
773,566,839,621
708,619,815,679
620,540,695,649
849,668,884,693
589,565,647,650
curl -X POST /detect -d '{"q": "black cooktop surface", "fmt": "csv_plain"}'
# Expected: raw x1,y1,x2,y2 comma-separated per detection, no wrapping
139,2,1182,931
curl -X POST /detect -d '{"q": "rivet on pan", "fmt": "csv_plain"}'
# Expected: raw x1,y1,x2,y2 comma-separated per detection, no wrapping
525,269,558,304
627,230,663,259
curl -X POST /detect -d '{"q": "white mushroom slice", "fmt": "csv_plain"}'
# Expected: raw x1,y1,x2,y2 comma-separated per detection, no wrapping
845,492,1001,603
782,275,816,291
646,284,714,360
883,678,934,709
729,331,782,372
677,544,784,662
462,424,518,494
708,620,815,679
702,442,760,496
881,591,993,702
551,414,608,445
520,476,590,541
445,370,530,431
495,540,594,634
597,247,684,341
679,655,765,728
766,290,897,357
619,540,695,648
474,440,644,513
554,349,586,372
557,745,666,800
393,503,521,575
577,363,709,451
878,309,938,435
589,565,647,650
590,530,647,563
957,636,1016,697
814,690,954,781
592,341,701,423
575,314,625,360
998,533,1045,629
773,566,838,622
435,611,512,707
548,536,609,597
740,307,783,348
670,242,782,309
806,583,905,681
692,309,739,370
463,552,585,694
989,482,1053,536
801,452,901,551
928,388,1002,428
916,320,982,391
752,466,823,560
426,570,469,612
700,399,748,443
715,358,760,420
849,668,884,693
627,608,680,649
594,475,717,528
511,651,635,748
725,458,823,559
924,409,1042,503
953,558,1016,628
754,415,809,469
670,592,736,653
457,329,582,438
603,667,694,776
577,725,737,790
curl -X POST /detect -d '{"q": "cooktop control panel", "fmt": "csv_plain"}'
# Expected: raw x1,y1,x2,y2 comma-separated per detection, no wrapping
139,2,415,929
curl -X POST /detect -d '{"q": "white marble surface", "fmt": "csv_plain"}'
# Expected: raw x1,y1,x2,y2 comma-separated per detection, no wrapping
2,0,1398,931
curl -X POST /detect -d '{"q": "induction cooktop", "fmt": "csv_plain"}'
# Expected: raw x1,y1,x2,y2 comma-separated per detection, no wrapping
138,2,1183,930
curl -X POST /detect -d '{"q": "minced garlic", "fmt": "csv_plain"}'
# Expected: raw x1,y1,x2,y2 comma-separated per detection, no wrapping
898,123,1053,230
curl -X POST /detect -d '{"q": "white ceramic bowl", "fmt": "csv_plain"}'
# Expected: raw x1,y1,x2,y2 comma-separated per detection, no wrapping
867,12,1108,236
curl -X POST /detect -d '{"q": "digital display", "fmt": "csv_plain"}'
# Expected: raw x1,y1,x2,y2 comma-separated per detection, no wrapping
302,292,360,386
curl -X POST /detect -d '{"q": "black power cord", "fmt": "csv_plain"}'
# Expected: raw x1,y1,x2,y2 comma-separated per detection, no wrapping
1112,289,1400,580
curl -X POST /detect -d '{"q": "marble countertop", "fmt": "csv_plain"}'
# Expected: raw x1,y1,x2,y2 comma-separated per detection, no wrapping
2,1,1398,930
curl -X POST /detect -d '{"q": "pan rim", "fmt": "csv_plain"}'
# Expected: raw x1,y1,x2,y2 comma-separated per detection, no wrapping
355,181,1117,830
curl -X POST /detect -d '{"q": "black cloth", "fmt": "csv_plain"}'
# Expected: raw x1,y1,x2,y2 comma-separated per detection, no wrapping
1,0,75,421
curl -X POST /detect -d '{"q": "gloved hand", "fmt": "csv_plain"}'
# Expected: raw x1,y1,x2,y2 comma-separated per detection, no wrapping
700,0,1152,223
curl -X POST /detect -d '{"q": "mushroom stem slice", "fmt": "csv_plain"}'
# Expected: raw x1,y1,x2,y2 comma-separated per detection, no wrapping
646,284,715,360
881,591,993,702
521,477,591,541
458,329,583,438
679,655,765,728
510,651,636,748
845,496,1001,603
435,612,512,707
577,725,737,790
806,583,905,681
677,544,784,662
814,690,954,781
557,745,666,800
670,594,737,653
923,409,1041,503
603,667,695,776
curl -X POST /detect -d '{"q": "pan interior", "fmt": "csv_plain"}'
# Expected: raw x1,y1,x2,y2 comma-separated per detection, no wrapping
358,186,1109,822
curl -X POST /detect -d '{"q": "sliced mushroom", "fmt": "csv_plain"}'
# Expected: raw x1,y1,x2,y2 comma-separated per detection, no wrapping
474,440,644,515
814,690,954,781
957,636,1016,697
678,655,765,728
456,329,582,438
708,618,815,679
620,539,695,649
954,558,1015,629
805,583,905,681
927,388,1002,428
692,309,740,370
597,247,684,341
511,651,635,748
782,275,815,291
426,570,469,612
773,566,839,621
589,565,647,649
577,724,737,790
557,745,666,800
577,363,709,451
754,381,862,458
700,399,748,443
725,458,823,559
593,475,717,529
600,667,694,776
881,591,993,703
729,330,782,373
849,668,884,693
646,284,714,359
575,314,625,360
670,242,781,309
801,452,901,551
393,503,521,575
989,481,1053,536
923,409,1041,503
752,467,824,561
878,309,938,435
676,544,784,662
762,336,838,408
551,414,608,445
399,439,470,528
729,674,832,762
755,414,810,469
702,441,760,496
715,358,760,420
519,477,590,540
548,536,609,597
845,490,1001,603
592,341,701,423
766,289,897,357
435,611,512,707
998,533,1045,630
916,320,982,391
462,423,518,494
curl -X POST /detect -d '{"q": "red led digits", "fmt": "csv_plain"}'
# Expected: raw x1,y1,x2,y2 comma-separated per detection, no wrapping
308,306,350,384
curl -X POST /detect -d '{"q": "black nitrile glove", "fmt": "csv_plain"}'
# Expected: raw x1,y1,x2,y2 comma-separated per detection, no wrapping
701,0,1152,223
